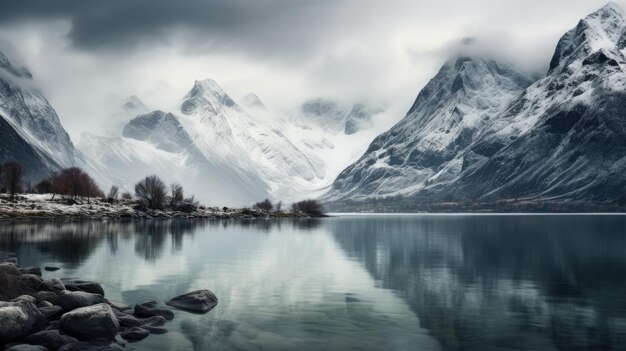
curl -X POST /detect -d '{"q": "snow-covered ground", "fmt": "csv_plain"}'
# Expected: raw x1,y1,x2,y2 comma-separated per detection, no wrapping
0,194,311,221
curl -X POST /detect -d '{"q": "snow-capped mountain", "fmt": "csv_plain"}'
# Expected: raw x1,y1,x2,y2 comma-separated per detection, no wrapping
325,2,626,210
0,50,76,181
325,56,534,203
294,98,384,135
103,95,150,135
80,79,391,205
453,2,626,203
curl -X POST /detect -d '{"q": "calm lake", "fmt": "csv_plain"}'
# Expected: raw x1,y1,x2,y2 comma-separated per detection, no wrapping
1,214,626,351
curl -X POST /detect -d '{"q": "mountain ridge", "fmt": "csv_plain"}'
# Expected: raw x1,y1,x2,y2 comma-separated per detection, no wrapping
324,3,626,211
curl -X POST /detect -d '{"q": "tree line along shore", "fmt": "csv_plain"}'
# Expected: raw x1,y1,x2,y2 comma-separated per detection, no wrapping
0,160,326,221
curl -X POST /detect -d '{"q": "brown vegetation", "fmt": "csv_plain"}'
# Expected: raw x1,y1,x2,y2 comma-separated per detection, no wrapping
50,167,104,202
171,183,184,203
291,199,325,216
254,199,273,212
3,160,23,200
107,185,119,202
135,175,167,209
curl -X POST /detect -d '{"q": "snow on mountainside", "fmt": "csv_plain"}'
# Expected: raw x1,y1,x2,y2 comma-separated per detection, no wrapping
0,50,76,181
451,2,626,203
326,2,626,209
80,79,391,205
103,95,150,135
325,56,534,202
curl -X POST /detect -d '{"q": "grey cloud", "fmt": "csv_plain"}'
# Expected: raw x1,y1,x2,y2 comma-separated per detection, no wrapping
0,0,622,139
0,0,340,59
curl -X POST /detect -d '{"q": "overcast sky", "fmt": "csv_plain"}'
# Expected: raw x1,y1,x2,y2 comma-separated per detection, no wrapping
0,0,622,139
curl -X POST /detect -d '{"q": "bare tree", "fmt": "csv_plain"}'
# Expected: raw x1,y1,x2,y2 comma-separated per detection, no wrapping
135,175,167,209
291,199,325,216
35,179,53,194
275,201,283,212
0,164,4,193
170,183,184,203
254,199,273,212
107,185,119,202
50,167,104,202
121,192,133,200
3,161,23,200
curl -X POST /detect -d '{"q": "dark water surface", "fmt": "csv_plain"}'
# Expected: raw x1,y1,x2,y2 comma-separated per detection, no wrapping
1,215,626,350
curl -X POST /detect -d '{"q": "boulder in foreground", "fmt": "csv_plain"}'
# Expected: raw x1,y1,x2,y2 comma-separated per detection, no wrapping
56,291,104,312
0,296,46,343
23,329,78,349
59,303,119,340
133,301,174,320
166,289,218,313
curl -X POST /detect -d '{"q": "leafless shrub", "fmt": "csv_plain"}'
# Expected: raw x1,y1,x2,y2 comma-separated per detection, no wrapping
291,199,325,216
35,179,53,194
171,195,199,213
171,183,184,203
254,199,273,212
3,161,23,200
135,175,167,209
107,185,119,202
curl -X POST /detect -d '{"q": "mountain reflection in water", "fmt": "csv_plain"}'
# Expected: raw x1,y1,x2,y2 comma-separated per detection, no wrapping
0,215,625,351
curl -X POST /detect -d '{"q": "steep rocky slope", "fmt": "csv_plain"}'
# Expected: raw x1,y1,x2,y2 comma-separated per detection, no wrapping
0,51,76,182
326,3,626,210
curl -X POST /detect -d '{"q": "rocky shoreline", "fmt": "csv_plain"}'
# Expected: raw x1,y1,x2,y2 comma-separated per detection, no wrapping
0,194,323,222
0,252,218,350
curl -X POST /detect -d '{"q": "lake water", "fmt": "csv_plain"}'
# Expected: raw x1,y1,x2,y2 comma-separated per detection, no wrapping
1,215,626,351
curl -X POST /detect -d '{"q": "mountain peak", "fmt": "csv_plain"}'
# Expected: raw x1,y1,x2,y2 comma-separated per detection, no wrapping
181,79,238,115
193,79,224,94
241,93,267,110
122,95,147,111
593,2,623,17
549,3,626,71
0,50,32,79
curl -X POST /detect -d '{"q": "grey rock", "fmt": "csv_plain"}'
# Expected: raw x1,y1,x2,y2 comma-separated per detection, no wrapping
105,300,129,312
45,320,60,330
42,278,65,293
38,305,63,320
1,257,19,266
13,295,37,304
63,281,105,297
0,262,21,276
19,267,42,276
56,290,104,311
18,274,43,290
37,301,53,308
120,327,149,341
6,345,48,351
166,289,218,313
116,313,141,328
141,325,168,335
23,329,79,349
0,296,46,343
58,342,125,351
59,303,119,340
133,301,174,320
140,315,166,327
34,291,58,304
